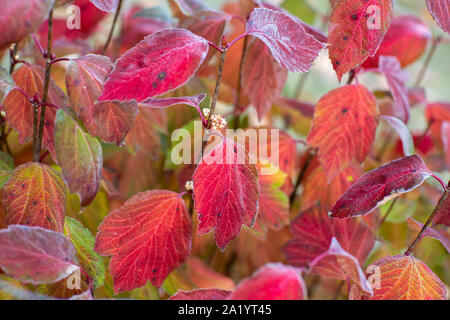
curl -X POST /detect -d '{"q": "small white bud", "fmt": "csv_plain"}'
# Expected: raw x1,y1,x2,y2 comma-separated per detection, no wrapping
185,180,194,191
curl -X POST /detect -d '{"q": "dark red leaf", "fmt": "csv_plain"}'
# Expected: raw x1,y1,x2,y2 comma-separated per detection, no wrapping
378,56,410,123
228,263,306,300
99,28,209,102
363,16,431,68
170,288,231,300
330,155,432,218
193,136,260,249
328,0,393,81
242,38,287,120
0,225,79,284
246,8,324,73
426,0,450,34
95,190,192,292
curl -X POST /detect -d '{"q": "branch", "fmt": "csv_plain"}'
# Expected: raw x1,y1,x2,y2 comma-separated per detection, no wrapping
102,0,123,55
33,4,55,162
233,34,249,129
414,36,442,86
289,150,314,206
405,186,449,255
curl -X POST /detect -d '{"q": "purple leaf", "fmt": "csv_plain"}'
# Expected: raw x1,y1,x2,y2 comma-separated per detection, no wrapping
379,56,410,123
330,155,432,218
246,8,324,73
0,225,79,285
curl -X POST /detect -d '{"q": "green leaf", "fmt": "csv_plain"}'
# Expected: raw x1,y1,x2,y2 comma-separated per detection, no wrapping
282,0,316,24
63,216,105,288
0,66,15,104
55,109,103,207
0,151,14,188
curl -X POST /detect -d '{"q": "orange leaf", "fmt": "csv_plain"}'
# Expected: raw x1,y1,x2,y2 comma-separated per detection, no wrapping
2,163,67,232
365,255,447,300
3,64,68,159
307,84,378,180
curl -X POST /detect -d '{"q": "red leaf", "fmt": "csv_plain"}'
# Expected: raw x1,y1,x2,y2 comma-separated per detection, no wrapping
328,0,393,80
330,155,432,218
95,190,192,292
426,0,450,34
252,162,289,238
3,64,68,159
284,207,374,284
407,218,449,253
365,255,447,300
0,0,53,50
309,237,373,295
228,263,306,300
246,8,324,73
2,163,67,233
85,100,138,145
99,28,209,102
89,0,119,12
307,84,378,180
193,136,260,249
0,225,79,284
170,288,231,300
242,38,288,120
141,93,206,109
362,16,431,68
378,56,410,123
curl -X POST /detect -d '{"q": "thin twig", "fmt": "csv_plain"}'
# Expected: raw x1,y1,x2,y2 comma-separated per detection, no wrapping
414,36,442,87
289,150,314,206
206,50,226,129
380,197,398,225
405,187,449,255
233,34,249,129
102,0,123,55
34,4,54,162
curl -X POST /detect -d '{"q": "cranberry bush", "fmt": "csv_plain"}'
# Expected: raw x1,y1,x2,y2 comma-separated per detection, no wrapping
0,0,448,300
